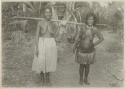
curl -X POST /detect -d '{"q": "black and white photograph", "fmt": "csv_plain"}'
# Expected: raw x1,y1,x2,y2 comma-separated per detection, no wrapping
1,0,124,87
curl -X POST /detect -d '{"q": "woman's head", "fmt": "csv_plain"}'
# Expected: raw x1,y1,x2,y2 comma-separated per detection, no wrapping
85,12,97,26
44,7,52,20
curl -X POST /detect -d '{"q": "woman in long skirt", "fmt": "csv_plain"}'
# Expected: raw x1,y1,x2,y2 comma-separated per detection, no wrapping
32,7,58,86
73,13,104,85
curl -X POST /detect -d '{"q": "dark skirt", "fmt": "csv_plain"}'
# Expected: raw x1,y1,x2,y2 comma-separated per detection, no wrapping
75,49,96,64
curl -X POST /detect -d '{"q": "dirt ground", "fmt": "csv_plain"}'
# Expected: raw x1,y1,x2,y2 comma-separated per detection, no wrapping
2,30,124,87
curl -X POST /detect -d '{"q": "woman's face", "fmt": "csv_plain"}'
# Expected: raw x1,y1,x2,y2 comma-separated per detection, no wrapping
44,9,52,20
87,16,94,26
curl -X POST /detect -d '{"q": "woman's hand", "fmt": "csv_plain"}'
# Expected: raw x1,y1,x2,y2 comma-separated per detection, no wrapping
60,20,67,26
94,29,104,47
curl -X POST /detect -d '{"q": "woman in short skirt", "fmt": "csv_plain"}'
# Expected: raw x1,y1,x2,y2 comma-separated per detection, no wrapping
73,13,104,85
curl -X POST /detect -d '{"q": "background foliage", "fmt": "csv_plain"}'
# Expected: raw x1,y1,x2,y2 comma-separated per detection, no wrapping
2,1,124,43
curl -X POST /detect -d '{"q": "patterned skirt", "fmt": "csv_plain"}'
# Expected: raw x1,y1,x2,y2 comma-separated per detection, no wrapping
75,49,96,64
32,37,57,73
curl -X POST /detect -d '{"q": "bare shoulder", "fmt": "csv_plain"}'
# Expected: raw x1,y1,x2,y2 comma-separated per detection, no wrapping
93,26,104,40
93,26,98,31
93,27,100,34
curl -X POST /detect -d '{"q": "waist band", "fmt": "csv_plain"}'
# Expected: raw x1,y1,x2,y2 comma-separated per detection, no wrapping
78,48,95,53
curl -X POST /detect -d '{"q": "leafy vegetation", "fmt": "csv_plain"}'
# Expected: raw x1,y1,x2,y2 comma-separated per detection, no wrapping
2,1,124,44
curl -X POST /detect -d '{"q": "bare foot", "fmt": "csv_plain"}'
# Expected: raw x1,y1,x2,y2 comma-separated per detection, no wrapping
79,79,83,85
84,80,90,85
46,82,52,87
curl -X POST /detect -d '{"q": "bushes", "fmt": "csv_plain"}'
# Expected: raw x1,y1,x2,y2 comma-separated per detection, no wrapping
2,2,124,43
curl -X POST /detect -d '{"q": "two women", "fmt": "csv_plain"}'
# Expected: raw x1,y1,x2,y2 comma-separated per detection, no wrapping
32,6,104,86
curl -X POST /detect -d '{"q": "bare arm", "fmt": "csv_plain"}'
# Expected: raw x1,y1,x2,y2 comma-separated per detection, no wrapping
74,28,80,46
53,22,59,38
53,21,65,42
73,25,83,52
36,22,40,50
94,29,104,46
74,25,85,47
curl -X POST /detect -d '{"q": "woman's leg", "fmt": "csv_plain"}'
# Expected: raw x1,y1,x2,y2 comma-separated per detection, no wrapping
79,64,84,85
84,64,90,85
46,72,51,86
40,71,45,86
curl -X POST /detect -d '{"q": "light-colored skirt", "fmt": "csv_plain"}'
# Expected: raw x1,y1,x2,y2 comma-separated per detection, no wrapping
75,50,96,64
32,37,57,73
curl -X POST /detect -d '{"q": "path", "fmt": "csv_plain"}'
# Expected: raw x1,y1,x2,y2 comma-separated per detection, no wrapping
2,31,124,87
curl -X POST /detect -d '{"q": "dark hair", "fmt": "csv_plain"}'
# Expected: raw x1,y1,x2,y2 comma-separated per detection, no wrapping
85,12,97,26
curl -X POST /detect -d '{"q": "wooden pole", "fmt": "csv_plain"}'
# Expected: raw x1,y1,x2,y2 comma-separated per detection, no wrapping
11,16,107,26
